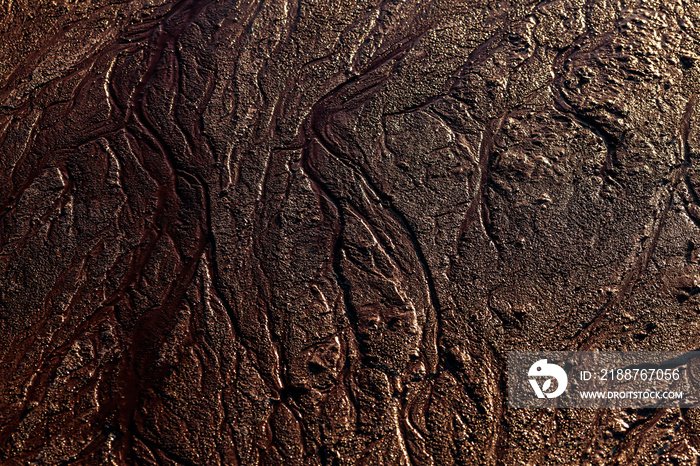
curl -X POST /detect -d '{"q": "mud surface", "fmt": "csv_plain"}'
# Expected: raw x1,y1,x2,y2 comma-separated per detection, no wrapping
2,0,700,464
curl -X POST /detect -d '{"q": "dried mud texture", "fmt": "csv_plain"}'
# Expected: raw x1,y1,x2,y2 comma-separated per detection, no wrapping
3,0,700,464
